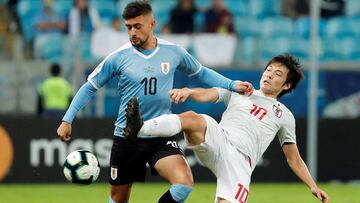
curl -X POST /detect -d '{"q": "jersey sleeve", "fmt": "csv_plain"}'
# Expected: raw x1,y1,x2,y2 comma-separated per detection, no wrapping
176,46,202,76
87,54,120,89
215,88,232,106
277,113,297,146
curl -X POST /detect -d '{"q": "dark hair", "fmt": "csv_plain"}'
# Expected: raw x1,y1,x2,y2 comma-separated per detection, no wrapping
50,63,61,76
122,1,152,20
265,53,304,98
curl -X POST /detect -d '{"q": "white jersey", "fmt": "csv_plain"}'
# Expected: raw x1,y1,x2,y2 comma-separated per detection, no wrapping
216,89,296,167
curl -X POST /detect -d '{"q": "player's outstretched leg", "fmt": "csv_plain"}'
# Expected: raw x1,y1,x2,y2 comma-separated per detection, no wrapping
124,97,143,140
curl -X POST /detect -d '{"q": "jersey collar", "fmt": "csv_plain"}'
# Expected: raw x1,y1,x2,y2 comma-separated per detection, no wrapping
132,46,159,59
255,90,277,102
132,37,160,59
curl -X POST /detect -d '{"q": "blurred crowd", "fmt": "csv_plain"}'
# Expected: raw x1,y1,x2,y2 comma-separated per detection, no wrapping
0,0,352,63
0,0,358,118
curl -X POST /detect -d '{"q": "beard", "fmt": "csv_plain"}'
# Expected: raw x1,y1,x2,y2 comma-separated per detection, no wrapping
130,35,148,48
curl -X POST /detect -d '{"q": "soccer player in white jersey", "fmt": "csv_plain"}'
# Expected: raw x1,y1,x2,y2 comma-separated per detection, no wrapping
125,54,329,203
57,1,253,203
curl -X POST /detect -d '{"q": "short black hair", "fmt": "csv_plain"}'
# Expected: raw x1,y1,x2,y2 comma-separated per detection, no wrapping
265,53,304,98
122,1,152,20
50,63,61,76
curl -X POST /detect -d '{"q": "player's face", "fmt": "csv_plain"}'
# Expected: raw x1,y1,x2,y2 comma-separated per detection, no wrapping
260,62,291,98
125,14,155,48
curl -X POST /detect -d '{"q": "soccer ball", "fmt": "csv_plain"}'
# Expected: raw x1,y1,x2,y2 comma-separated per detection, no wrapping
63,150,100,184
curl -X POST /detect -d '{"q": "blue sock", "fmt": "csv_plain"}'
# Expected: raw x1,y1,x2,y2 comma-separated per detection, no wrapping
169,184,193,203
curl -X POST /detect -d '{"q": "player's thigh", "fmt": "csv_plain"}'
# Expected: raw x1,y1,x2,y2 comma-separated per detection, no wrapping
110,183,132,202
179,111,207,145
154,154,193,186
187,114,225,173
215,144,251,203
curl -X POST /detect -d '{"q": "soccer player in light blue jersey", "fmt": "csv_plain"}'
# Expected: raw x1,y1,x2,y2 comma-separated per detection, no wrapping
57,1,253,203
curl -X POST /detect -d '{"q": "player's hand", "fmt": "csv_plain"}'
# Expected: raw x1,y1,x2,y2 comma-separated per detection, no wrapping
234,81,254,96
311,187,329,203
57,121,72,142
169,88,192,103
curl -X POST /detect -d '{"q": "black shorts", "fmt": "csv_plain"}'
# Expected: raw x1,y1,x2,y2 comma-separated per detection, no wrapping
109,136,184,185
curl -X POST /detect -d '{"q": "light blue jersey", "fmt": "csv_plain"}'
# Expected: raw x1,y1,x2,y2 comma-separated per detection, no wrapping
64,38,237,137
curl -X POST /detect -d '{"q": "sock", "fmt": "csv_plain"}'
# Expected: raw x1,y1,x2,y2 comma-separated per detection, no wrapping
139,114,182,137
169,184,193,203
158,190,177,203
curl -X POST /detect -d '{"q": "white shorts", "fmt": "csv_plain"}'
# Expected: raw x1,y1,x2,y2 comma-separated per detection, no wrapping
187,115,252,203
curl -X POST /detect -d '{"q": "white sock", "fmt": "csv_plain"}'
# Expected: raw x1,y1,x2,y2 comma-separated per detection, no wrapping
139,114,182,137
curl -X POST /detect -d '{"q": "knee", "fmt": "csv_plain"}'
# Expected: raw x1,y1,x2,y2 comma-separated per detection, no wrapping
179,111,202,131
110,189,129,203
176,173,194,187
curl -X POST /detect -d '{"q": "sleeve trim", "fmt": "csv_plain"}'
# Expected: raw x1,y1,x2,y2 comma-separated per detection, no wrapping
88,78,100,90
188,65,203,77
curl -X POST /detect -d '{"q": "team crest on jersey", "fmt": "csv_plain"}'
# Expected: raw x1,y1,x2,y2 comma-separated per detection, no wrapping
273,104,283,118
161,62,170,74
111,166,118,180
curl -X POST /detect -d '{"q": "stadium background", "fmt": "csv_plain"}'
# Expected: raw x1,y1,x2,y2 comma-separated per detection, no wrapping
0,0,359,202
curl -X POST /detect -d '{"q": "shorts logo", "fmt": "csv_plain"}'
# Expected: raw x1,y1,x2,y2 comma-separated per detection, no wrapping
166,141,179,148
111,166,118,180
161,62,170,75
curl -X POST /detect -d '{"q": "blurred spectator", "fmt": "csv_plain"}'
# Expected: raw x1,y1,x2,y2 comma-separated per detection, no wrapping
111,16,122,32
91,16,128,58
37,63,73,117
320,0,345,19
161,24,172,34
68,0,100,38
282,0,344,19
282,0,309,18
0,4,12,58
33,0,66,37
203,0,235,34
6,0,20,33
169,0,198,34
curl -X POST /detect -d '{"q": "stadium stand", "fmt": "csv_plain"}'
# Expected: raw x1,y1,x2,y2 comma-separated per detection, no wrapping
16,0,42,42
53,0,72,18
295,16,327,38
320,37,342,61
288,36,310,61
33,33,65,62
248,0,281,19
89,0,116,25
234,16,260,38
4,0,360,117
233,36,257,66
261,16,294,38
326,17,358,39
259,37,291,61
345,0,360,19
224,0,247,17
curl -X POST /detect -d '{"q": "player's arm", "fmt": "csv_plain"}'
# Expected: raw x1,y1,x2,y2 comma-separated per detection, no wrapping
176,46,253,95
193,68,253,96
169,87,219,103
57,54,119,142
282,144,329,203
57,82,97,142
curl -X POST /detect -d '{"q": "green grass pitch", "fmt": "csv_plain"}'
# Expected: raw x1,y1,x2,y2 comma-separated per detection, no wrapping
0,182,358,203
